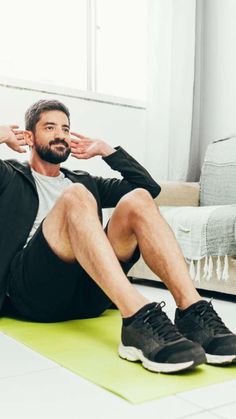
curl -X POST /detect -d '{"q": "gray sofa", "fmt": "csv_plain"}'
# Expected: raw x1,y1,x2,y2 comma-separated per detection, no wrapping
129,138,236,296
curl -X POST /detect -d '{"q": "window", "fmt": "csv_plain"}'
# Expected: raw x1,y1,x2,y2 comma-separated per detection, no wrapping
0,0,147,101
0,0,87,90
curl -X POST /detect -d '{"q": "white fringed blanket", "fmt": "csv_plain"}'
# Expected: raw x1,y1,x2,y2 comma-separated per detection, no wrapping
160,205,236,282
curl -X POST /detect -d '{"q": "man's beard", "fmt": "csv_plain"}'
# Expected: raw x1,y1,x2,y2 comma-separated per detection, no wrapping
35,139,71,164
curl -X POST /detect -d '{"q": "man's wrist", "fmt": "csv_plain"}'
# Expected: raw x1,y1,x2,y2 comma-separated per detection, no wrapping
99,141,116,157
0,126,11,144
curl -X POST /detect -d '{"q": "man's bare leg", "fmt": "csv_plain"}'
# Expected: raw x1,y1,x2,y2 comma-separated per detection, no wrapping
43,184,208,373
107,188,201,310
42,184,149,317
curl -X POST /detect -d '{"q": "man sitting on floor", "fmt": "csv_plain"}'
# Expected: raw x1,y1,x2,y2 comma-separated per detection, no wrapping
0,99,235,373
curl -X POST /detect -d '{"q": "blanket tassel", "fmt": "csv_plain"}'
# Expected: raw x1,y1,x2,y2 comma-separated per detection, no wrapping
206,256,213,281
216,255,222,281
189,259,195,280
203,256,208,279
222,255,229,281
195,260,201,282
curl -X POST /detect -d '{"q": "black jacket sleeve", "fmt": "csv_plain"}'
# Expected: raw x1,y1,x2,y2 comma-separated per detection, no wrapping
93,146,161,208
0,160,14,194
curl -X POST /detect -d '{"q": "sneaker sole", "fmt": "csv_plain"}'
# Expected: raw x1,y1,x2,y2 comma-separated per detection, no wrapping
206,353,236,365
118,343,204,373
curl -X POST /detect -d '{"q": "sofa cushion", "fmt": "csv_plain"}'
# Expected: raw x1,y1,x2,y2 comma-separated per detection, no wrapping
155,181,200,207
200,137,236,206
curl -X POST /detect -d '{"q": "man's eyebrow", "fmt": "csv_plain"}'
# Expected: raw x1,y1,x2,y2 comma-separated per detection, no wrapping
43,122,70,128
43,122,56,126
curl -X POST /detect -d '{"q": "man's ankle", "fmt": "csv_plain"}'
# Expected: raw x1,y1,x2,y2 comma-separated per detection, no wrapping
177,296,202,311
121,298,149,318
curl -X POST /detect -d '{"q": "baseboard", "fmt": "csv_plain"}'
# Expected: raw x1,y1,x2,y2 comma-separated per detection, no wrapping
128,276,236,303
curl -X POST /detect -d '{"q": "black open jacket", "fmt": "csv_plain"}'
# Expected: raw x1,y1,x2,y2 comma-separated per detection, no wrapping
0,146,161,312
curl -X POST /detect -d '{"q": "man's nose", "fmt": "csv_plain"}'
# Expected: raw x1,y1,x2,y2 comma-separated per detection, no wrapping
54,128,65,139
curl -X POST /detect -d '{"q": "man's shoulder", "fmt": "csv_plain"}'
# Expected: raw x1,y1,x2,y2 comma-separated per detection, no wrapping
2,158,28,167
0,159,32,191
1,159,30,173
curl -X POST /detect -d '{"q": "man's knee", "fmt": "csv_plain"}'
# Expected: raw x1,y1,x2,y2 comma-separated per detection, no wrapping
118,188,158,215
61,184,97,211
120,188,154,209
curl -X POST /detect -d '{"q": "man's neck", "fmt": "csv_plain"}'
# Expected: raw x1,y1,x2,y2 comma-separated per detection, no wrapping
30,156,61,177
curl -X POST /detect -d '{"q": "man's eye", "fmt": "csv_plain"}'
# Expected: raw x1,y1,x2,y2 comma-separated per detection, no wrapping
46,126,53,130
64,128,69,133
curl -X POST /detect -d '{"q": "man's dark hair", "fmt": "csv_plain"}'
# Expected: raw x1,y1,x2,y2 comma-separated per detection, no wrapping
25,99,70,132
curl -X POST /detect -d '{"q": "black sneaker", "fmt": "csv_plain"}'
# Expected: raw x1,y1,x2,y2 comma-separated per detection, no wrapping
175,300,236,365
119,302,206,373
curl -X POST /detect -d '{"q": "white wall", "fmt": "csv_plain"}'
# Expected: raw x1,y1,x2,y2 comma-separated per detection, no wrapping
0,85,146,178
199,0,236,162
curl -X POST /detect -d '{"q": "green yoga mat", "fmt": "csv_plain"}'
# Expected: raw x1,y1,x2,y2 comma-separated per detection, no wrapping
0,310,236,404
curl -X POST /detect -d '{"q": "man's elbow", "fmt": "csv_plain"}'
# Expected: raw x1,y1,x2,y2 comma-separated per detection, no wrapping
151,183,161,199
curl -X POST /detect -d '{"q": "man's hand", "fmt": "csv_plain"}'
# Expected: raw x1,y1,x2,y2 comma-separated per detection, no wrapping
70,132,115,159
0,125,27,153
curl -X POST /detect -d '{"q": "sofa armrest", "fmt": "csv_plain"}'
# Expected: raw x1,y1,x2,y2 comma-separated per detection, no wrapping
155,181,200,207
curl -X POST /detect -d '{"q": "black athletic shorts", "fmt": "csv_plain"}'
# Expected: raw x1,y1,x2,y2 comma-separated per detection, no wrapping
7,222,140,322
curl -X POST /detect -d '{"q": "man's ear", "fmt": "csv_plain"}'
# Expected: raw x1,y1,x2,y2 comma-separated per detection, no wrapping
24,130,34,147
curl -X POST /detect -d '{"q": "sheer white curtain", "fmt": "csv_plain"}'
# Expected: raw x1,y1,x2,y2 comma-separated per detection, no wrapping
146,0,199,181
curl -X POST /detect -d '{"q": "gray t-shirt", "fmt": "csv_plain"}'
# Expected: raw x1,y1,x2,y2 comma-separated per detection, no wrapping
25,169,73,244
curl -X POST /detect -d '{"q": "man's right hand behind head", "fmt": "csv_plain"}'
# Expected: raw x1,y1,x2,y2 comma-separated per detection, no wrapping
0,125,27,153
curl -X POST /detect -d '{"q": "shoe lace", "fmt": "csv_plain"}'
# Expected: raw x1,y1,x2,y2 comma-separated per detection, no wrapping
142,302,183,343
195,299,231,335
